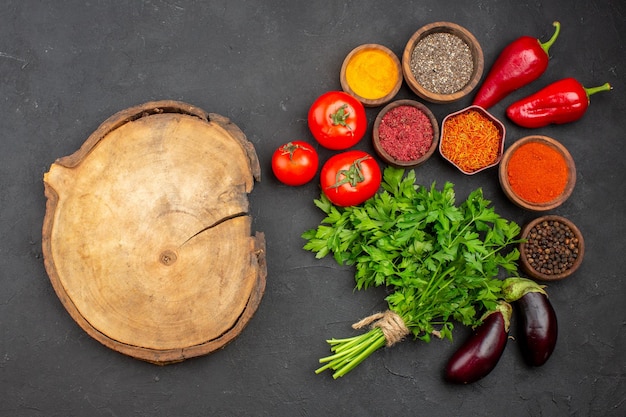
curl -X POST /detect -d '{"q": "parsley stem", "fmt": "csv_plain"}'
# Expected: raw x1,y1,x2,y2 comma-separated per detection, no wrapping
416,265,456,307
321,339,366,361
315,328,386,378
332,330,386,379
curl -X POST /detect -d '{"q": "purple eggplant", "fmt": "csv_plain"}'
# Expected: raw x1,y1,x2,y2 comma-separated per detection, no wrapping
516,291,558,366
502,277,558,367
445,302,512,384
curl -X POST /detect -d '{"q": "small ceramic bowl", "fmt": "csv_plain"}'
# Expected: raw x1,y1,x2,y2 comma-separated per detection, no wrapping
372,99,439,168
439,105,505,175
499,135,576,211
519,215,585,281
402,22,484,103
340,44,403,107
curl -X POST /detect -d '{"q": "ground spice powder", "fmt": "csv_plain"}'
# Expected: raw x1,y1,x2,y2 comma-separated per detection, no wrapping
440,109,502,173
378,105,434,161
507,142,568,203
345,49,398,100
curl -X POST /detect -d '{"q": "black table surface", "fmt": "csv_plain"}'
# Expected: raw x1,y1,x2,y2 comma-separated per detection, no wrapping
2,1,625,416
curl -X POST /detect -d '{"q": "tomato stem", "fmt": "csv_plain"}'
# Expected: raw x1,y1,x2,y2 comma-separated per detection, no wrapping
330,104,353,133
280,141,307,161
328,156,370,189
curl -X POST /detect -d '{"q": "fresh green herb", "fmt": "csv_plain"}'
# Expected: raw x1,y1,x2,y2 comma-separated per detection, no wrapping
302,167,522,378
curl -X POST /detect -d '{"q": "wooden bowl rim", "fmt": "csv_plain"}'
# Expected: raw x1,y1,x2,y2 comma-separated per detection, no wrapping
372,99,439,168
438,105,506,175
402,21,484,104
519,214,585,281
499,135,576,211
340,43,403,107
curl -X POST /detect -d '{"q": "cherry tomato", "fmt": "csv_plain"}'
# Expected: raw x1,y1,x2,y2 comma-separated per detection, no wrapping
308,91,367,150
271,141,319,186
320,150,381,206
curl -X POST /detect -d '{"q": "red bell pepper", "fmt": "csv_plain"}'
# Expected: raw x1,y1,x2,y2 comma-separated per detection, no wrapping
473,22,561,109
506,78,612,128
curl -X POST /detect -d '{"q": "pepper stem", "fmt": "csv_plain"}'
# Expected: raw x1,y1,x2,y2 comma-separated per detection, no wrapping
584,82,612,98
539,21,560,56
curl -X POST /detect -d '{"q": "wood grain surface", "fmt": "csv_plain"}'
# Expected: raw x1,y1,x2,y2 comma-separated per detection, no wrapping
42,101,266,364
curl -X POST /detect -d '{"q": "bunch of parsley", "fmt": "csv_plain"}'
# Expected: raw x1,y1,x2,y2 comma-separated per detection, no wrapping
302,167,522,378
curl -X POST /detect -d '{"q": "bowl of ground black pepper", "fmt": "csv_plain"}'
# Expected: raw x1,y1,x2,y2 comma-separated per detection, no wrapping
519,215,585,281
402,22,484,104
499,135,576,211
340,44,403,107
372,99,439,168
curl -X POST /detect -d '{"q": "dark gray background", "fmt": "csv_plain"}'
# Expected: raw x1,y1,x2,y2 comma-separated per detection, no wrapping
2,1,624,416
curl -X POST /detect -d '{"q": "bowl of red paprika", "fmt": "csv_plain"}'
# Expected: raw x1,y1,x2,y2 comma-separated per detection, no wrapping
439,105,505,175
402,22,484,104
499,135,576,211
372,99,439,168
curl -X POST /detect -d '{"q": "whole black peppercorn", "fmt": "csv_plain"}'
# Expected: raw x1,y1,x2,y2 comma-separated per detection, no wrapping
523,218,581,277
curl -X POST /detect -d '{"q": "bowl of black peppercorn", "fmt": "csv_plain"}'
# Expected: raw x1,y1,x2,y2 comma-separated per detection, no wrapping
519,215,585,281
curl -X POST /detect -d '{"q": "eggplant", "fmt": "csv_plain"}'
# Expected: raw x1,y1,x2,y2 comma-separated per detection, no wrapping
445,302,512,384
516,291,558,366
502,277,558,367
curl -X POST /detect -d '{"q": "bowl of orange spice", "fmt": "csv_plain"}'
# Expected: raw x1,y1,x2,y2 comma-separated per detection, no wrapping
439,105,505,174
340,44,403,107
499,135,576,211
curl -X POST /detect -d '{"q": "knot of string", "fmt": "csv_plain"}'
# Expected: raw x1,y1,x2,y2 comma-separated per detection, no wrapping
352,310,409,347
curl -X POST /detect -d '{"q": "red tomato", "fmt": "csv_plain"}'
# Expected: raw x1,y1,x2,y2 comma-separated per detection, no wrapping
320,150,381,206
271,141,319,186
308,91,367,150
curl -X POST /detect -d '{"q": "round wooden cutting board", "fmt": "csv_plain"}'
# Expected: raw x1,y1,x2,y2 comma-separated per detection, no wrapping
42,101,267,364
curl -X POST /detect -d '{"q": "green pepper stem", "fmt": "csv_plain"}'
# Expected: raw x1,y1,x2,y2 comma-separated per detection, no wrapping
585,82,612,98
540,21,561,55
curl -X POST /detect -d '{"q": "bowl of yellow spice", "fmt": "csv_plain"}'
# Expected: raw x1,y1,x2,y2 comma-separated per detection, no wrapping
340,44,403,107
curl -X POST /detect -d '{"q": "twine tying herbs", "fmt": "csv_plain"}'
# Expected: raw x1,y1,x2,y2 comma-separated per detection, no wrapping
352,310,410,347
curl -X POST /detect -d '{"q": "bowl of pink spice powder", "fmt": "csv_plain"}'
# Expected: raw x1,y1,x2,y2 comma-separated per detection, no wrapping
372,99,439,168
